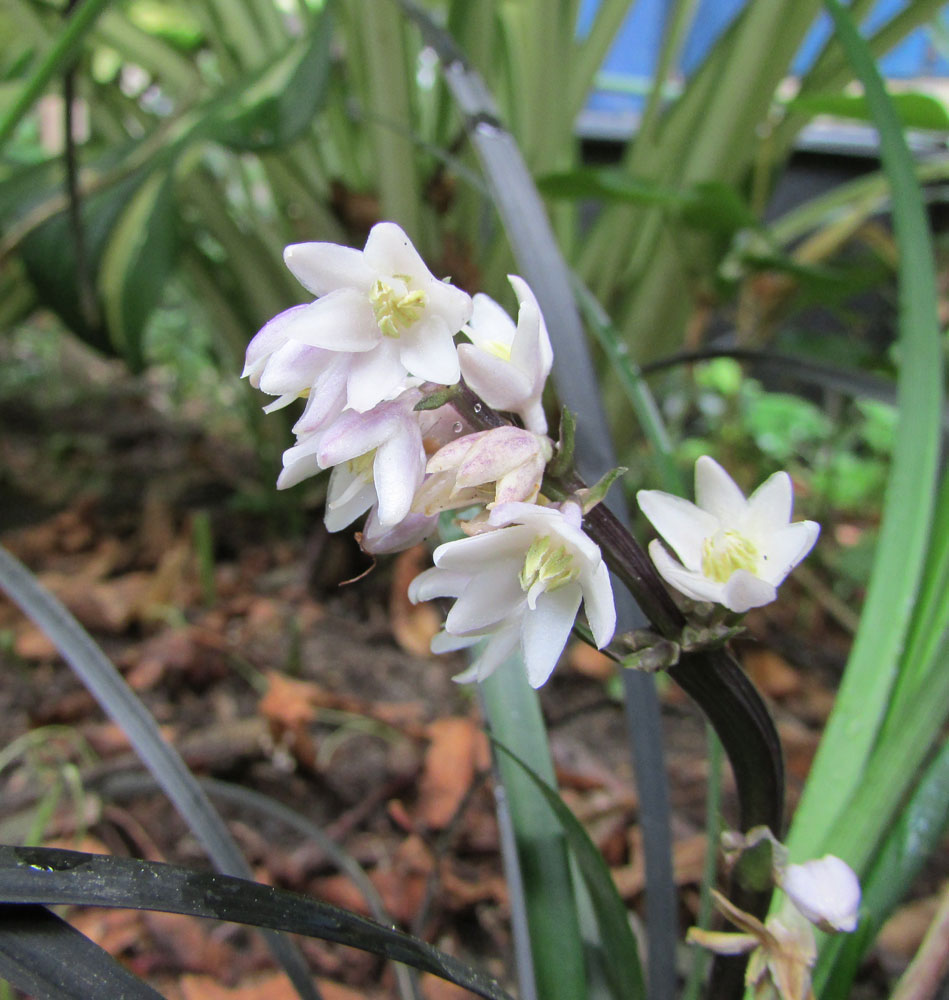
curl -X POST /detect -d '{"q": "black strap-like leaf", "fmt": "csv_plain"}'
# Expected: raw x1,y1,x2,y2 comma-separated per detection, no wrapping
0,904,164,1000
0,846,514,1000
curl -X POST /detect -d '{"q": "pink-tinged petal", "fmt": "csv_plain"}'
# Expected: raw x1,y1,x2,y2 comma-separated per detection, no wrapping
637,490,719,571
243,304,312,381
283,242,374,296
277,452,321,490
757,521,820,585
363,222,431,281
292,356,351,434
317,405,402,467
263,392,301,413
458,344,532,411
455,429,540,486
425,430,491,473
445,567,526,633
493,457,545,506
278,288,378,352
257,341,330,396
744,470,793,535
409,567,471,603
433,525,534,571
373,430,426,526
648,540,728,604
580,560,616,649
398,318,460,386
345,341,406,411
695,456,747,523
720,570,777,613
782,856,860,933
523,584,582,687
451,625,521,684
361,509,437,554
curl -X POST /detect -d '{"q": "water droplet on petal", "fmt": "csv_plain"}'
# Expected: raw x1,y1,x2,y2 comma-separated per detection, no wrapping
473,403,482,413
452,421,463,434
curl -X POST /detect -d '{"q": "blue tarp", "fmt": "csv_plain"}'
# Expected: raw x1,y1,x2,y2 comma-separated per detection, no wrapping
579,0,949,117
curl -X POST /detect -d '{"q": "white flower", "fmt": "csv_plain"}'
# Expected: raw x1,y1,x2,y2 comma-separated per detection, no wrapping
637,456,819,613
274,222,472,412
359,509,438,555
779,856,861,933
279,391,426,531
458,275,553,434
408,501,615,688
412,427,553,516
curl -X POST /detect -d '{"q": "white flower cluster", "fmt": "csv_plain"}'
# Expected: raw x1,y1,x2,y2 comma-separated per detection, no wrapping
243,222,614,687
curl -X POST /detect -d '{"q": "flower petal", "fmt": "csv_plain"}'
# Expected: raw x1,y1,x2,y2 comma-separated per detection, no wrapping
637,490,719,571
452,624,520,684
757,521,820,585
647,540,728,604
580,560,617,649
522,584,582,687
695,455,747,522
445,566,526,634
433,525,535,572
409,567,471,603
398,317,461,386
458,344,533,411
373,430,425,526
345,341,407,412
284,288,381,352
720,570,777,613
744,470,793,536
283,242,374,297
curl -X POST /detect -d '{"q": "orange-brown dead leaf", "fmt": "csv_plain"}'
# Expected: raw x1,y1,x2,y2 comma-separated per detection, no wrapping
743,649,801,700
417,718,488,831
181,973,368,1000
389,546,441,657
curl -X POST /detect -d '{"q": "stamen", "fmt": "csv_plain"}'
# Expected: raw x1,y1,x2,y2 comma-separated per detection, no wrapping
701,529,758,582
519,535,580,598
370,279,427,338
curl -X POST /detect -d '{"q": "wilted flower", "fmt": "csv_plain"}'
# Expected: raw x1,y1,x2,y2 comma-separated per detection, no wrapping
412,426,553,516
458,275,553,434
408,501,615,687
779,855,861,933
637,456,819,613
688,892,817,1000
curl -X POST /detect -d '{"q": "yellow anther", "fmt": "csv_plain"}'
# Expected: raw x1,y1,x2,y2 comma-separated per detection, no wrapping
701,529,758,582
370,279,427,338
519,535,579,594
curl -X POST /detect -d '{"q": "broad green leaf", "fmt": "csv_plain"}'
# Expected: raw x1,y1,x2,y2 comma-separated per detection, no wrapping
787,90,949,131
493,740,646,1000
18,167,153,356
126,0,203,50
538,169,755,235
211,16,332,152
98,169,177,372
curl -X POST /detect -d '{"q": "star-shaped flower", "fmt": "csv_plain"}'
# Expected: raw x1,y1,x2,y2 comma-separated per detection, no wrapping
279,222,472,411
408,501,615,687
637,456,820,613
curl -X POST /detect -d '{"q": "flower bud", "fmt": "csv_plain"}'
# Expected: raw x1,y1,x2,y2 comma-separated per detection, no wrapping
780,855,861,933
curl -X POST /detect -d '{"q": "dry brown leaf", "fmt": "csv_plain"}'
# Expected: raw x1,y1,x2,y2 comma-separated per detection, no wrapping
421,972,482,1000
743,649,801,699
567,640,614,681
389,545,441,657
877,895,942,960
13,623,58,660
613,833,708,899
260,672,319,731
417,718,488,831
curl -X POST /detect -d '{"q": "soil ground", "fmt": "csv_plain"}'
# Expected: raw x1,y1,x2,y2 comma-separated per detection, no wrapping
0,330,944,1000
